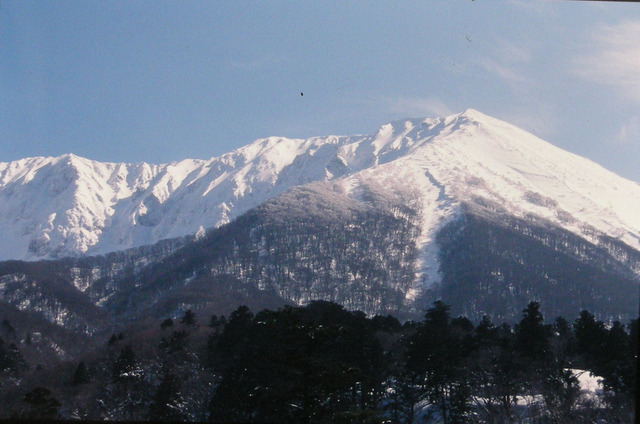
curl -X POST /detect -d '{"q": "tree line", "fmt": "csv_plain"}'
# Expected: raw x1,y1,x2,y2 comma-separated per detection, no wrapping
1,300,636,422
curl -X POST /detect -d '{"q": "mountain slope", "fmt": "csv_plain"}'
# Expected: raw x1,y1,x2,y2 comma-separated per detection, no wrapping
90,182,638,322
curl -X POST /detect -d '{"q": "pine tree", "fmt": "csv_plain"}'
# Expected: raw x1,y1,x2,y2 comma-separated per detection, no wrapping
551,316,575,364
160,318,174,330
72,361,89,385
540,366,581,422
404,301,472,423
23,387,61,420
148,371,185,422
599,321,634,419
468,316,533,423
573,310,607,371
180,309,196,326
209,302,387,423
208,314,219,328
112,345,137,383
515,302,551,364
159,330,189,353
0,319,16,340
0,338,28,375
108,333,118,346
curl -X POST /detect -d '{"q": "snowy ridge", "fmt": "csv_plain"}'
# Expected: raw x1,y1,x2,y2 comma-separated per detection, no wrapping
1,109,639,288
352,111,640,287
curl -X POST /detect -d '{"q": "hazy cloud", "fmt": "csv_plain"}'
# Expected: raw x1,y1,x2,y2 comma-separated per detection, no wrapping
476,57,526,86
497,40,533,65
473,40,533,91
616,116,640,145
497,102,561,142
573,20,640,102
388,97,454,118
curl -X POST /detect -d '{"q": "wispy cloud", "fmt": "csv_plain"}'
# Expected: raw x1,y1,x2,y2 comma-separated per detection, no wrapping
472,40,533,90
387,96,454,118
573,20,640,102
616,116,640,145
499,104,560,141
476,57,527,86
496,40,533,65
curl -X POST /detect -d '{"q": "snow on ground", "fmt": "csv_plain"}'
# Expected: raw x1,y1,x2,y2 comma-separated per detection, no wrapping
572,369,604,396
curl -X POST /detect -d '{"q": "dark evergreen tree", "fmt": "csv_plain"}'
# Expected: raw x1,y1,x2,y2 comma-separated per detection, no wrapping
470,322,522,423
551,316,575,365
211,305,253,369
540,366,581,423
371,314,402,333
386,369,423,424
180,309,196,326
0,319,16,340
598,320,635,421
112,345,137,383
514,301,552,364
208,314,219,328
404,301,473,423
0,337,28,376
514,302,556,419
573,310,607,371
207,313,226,333
108,333,119,346
159,330,189,354
148,371,185,422
160,317,174,330
22,387,61,420
72,361,89,385
208,302,386,423
474,315,499,348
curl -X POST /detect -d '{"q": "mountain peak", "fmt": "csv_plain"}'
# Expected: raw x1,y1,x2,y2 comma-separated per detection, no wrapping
458,108,488,120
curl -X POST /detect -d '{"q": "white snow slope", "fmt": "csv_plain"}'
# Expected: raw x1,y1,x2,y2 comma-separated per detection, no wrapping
2,110,640,288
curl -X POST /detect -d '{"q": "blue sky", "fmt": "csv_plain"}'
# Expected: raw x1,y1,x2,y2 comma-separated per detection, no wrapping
2,1,639,182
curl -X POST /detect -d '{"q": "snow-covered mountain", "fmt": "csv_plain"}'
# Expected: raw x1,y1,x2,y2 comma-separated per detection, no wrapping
2,109,640,329
2,109,640,278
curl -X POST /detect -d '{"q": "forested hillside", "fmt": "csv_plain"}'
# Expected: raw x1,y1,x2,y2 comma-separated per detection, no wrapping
436,204,640,322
